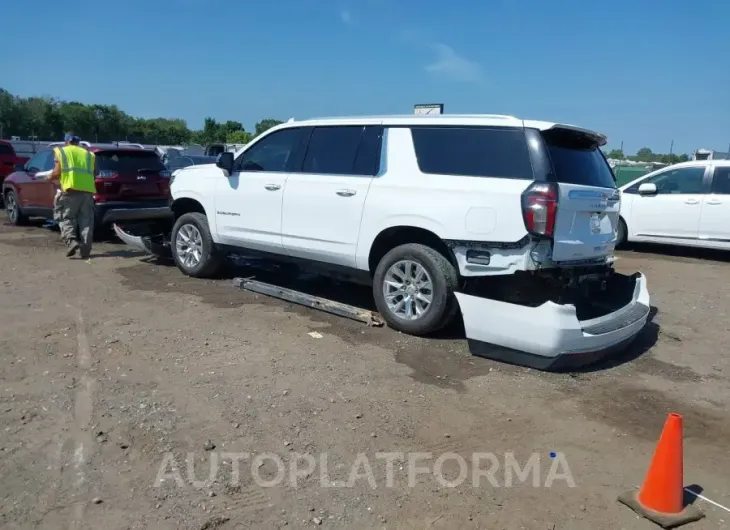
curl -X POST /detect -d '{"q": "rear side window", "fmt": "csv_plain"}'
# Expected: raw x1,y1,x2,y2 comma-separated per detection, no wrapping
0,143,15,156
301,126,381,176
96,151,166,172
410,127,533,179
711,167,730,194
542,128,616,188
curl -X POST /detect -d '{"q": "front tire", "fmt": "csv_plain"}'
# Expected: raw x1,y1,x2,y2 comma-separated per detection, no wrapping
171,212,222,278
372,243,459,335
4,190,28,226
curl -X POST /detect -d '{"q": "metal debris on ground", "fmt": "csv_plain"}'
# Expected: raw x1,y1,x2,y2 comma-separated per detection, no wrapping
233,278,384,327
307,331,323,339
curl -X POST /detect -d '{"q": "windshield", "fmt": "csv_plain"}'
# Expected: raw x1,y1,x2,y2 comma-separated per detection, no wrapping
542,128,616,188
96,150,166,173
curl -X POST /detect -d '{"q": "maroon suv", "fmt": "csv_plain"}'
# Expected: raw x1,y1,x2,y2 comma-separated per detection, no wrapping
0,140,26,190
2,144,172,227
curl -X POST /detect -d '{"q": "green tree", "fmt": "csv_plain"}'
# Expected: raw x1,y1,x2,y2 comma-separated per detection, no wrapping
226,130,253,144
635,147,654,161
254,119,283,136
606,149,625,159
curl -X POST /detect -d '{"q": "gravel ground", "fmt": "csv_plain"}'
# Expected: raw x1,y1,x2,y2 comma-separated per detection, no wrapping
0,220,728,530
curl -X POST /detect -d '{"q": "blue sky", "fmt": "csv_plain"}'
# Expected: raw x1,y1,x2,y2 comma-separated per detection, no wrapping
2,0,729,154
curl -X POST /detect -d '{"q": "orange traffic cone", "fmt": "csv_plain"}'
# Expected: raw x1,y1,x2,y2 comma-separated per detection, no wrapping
618,413,704,528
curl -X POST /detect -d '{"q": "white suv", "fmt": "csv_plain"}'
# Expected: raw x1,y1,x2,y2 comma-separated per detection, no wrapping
168,114,650,369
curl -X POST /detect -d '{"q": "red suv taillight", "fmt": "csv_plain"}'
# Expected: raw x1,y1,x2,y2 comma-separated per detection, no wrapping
521,182,558,237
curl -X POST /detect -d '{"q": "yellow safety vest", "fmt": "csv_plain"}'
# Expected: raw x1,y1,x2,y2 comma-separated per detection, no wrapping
54,145,97,193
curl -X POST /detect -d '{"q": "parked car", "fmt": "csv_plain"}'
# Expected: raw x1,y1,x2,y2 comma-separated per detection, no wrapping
617,160,730,250
2,144,173,228
0,140,25,192
161,114,650,369
166,155,217,173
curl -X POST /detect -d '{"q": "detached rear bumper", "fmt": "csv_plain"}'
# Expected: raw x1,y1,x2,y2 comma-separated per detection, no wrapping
456,273,651,371
96,201,173,225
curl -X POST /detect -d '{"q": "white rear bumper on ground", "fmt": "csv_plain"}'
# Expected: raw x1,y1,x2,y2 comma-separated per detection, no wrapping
456,273,651,371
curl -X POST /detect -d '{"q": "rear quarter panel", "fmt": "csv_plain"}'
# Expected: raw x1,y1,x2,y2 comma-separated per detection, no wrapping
355,127,532,270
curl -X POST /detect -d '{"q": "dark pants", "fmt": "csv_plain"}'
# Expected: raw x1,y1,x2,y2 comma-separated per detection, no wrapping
56,190,95,255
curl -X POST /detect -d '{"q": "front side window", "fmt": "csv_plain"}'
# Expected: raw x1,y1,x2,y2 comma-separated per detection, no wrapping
27,151,52,173
410,126,533,179
645,166,706,195
237,128,302,173
0,143,14,156
710,167,730,194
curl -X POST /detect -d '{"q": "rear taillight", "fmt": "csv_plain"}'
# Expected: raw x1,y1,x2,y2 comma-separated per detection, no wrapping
521,182,558,237
97,170,117,178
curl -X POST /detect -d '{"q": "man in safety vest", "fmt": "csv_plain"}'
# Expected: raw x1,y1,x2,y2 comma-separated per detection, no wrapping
48,133,97,258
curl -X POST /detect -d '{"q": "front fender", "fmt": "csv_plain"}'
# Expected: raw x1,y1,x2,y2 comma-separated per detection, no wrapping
171,190,218,240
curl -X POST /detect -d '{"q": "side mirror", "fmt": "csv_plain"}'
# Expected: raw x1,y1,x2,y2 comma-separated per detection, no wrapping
638,182,657,196
216,152,234,175
14,163,25,172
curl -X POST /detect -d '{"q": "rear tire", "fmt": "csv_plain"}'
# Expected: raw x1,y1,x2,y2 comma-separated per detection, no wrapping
372,243,459,336
171,212,222,278
4,190,28,226
616,218,628,249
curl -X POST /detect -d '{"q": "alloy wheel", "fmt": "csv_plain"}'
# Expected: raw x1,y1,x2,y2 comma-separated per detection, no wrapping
382,259,434,320
175,223,203,269
6,194,17,224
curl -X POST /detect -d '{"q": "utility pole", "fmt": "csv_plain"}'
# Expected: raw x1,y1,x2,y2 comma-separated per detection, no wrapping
669,140,674,157
620,141,624,156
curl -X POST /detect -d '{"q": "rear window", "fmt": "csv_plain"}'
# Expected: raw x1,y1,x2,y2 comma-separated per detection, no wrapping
0,143,15,156
542,128,616,188
96,150,166,172
410,127,533,179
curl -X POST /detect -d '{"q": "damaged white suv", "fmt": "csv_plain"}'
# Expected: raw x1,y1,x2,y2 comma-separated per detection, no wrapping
165,114,650,369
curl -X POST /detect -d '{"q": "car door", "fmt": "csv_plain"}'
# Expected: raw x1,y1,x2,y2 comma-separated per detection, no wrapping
214,127,306,253
35,149,60,209
628,165,709,240
18,151,52,207
698,165,730,245
281,125,382,267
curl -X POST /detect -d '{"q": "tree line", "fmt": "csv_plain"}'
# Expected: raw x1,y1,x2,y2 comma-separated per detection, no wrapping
605,147,690,164
0,88,283,146
1,88,697,162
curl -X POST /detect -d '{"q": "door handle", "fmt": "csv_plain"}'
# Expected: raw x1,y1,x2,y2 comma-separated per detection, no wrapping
336,189,356,197
684,199,699,205
264,184,281,191
706,199,722,205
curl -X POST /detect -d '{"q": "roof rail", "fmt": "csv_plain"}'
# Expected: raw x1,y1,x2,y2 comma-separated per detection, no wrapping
446,113,519,120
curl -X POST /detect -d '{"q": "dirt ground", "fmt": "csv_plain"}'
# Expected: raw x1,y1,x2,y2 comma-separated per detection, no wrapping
0,220,728,530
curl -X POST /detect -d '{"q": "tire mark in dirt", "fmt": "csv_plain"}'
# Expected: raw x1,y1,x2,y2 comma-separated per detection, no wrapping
64,308,96,530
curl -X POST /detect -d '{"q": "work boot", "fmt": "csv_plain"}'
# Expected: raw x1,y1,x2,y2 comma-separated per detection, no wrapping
80,246,91,260
66,241,80,257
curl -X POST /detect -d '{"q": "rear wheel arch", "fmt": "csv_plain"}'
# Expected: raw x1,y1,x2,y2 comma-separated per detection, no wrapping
367,225,458,277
